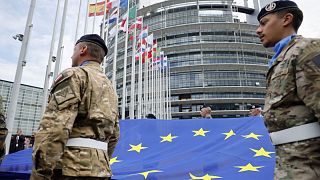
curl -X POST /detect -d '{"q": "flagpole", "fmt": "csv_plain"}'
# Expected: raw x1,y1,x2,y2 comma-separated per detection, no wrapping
103,12,109,74
53,0,69,80
151,51,155,115
162,60,165,119
84,0,90,34
168,61,172,119
162,61,165,120
74,0,82,43
112,4,120,90
42,0,60,114
147,54,150,115
156,64,160,118
101,0,107,74
150,55,153,114
129,16,138,119
121,0,130,120
144,49,149,116
92,0,97,33
154,60,158,118
137,18,144,119
166,58,169,119
5,0,36,155
143,52,147,117
159,58,163,119
101,0,106,40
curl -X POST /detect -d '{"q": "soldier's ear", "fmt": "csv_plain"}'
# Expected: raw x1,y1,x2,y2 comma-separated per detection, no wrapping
283,13,293,27
80,46,88,56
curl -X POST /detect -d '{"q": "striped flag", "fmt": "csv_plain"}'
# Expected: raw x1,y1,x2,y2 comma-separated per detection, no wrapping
88,1,107,17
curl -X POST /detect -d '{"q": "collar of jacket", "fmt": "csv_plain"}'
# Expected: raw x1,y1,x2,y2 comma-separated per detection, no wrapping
269,34,296,68
266,36,302,78
79,60,100,67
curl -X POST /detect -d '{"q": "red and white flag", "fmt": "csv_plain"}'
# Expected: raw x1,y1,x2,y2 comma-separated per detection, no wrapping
107,0,120,10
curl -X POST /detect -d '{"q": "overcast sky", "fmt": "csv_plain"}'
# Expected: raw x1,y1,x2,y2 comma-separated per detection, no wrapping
0,0,318,88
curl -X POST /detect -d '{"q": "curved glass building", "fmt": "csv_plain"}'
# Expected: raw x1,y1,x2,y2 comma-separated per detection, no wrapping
105,0,273,119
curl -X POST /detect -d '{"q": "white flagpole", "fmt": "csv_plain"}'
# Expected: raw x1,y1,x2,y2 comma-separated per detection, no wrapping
112,5,120,90
151,54,154,114
101,0,107,74
158,54,163,119
121,1,130,120
104,13,109,48
53,0,69,80
156,63,160,118
166,60,169,119
168,61,172,119
102,2,109,74
162,63,166,119
74,0,82,43
146,54,150,114
162,62,166,120
143,52,148,116
137,18,144,119
42,0,60,114
101,0,107,40
5,0,36,155
129,16,138,119
84,0,90,34
92,0,97,33
152,56,155,115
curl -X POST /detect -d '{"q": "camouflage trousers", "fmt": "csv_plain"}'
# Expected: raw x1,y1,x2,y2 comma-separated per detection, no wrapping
274,138,320,180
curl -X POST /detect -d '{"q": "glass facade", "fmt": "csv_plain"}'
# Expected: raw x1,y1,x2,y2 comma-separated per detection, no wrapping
106,0,273,119
0,80,43,135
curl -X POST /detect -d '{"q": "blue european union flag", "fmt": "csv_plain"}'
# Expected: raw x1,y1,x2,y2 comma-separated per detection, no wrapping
111,116,275,179
0,117,275,179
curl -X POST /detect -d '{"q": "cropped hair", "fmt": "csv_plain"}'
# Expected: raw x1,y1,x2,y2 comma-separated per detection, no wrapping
276,8,303,32
80,42,105,62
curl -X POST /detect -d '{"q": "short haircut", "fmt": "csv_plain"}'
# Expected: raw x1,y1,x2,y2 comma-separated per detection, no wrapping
276,8,303,32
202,106,212,113
80,42,105,62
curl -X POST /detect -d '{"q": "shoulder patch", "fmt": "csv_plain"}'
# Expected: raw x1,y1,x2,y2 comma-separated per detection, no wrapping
54,85,76,105
312,54,320,68
54,74,64,84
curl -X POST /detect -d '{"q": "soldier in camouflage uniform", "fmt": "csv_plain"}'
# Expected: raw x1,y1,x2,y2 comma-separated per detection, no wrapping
257,1,320,179
31,34,119,179
0,95,8,164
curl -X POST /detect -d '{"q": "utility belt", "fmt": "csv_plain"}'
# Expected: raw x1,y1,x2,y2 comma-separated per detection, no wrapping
66,138,108,151
270,122,320,145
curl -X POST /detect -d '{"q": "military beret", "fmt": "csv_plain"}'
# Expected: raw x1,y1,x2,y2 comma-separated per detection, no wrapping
257,1,301,21
76,34,108,56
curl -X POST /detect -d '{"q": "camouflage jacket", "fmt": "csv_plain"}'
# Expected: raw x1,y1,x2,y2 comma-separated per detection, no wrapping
31,61,119,179
264,36,320,132
0,95,8,164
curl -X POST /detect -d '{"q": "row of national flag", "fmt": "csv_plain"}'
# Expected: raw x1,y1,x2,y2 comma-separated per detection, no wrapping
87,0,168,69
88,0,128,16
88,0,171,119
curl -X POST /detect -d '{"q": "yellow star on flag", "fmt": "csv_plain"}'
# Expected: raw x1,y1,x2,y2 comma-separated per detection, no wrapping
109,156,122,165
222,129,236,140
235,163,264,172
250,147,275,158
128,143,148,153
160,133,178,142
242,133,262,140
189,173,222,179
138,170,162,179
193,128,210,136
